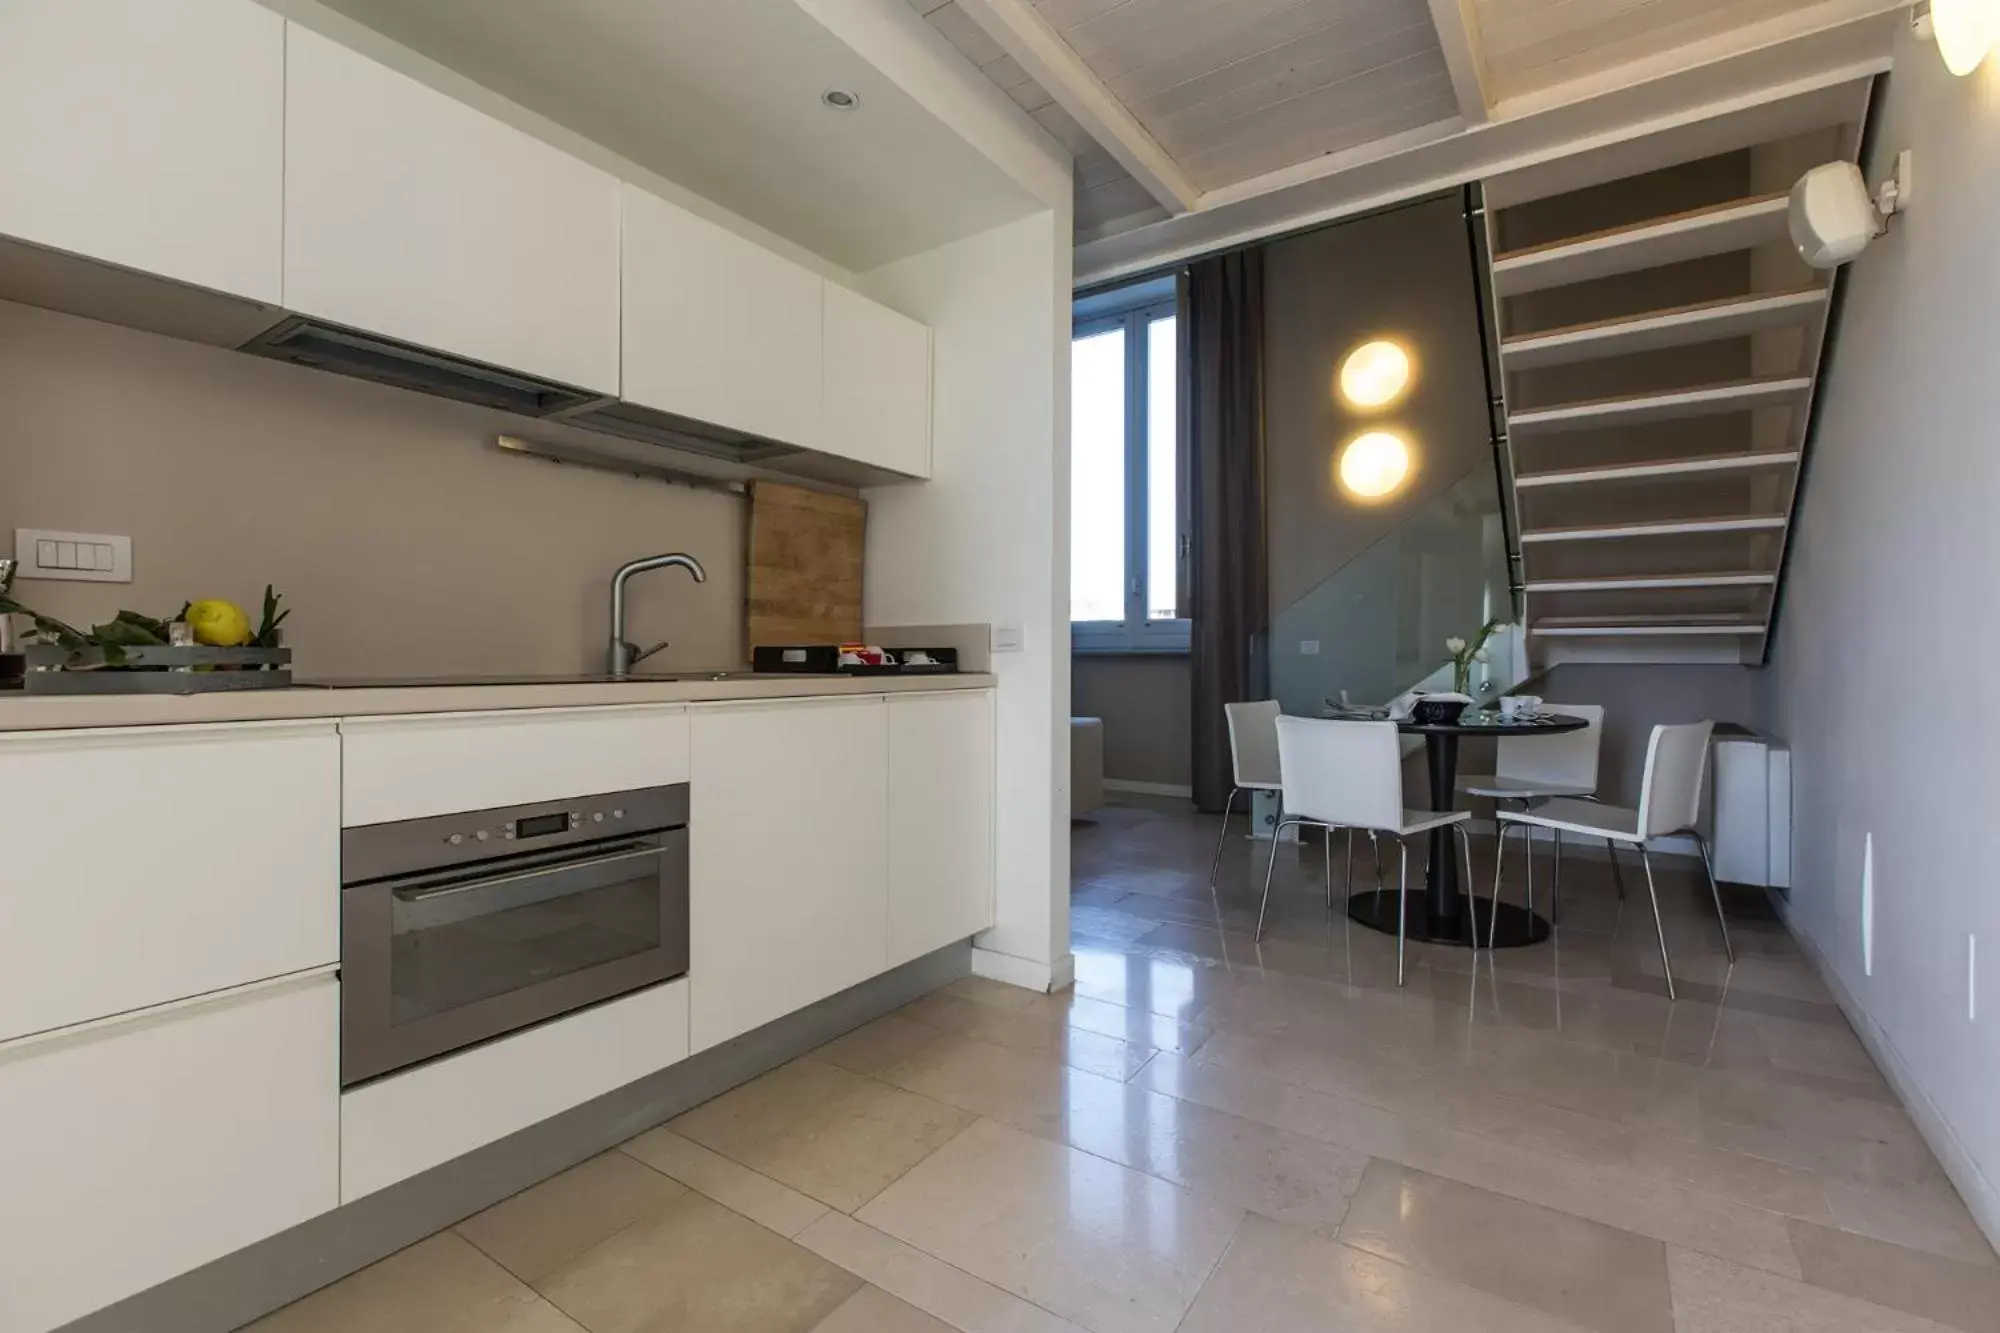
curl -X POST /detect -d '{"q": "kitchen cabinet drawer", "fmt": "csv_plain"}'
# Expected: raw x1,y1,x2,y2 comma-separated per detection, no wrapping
340,705,690,827
0,972,339,1332
688,698,889,1051
888,691,995,965
823,281,933,477
622,184,824,448
0,721,338,1044
0,0,284,303
340,978,688,1202
283,23,621,393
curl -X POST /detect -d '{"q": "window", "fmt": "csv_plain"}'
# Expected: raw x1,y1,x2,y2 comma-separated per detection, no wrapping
1071,285,1187,652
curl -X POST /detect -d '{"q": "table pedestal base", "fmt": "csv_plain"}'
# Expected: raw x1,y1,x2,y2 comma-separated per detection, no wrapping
1346,890,1551,949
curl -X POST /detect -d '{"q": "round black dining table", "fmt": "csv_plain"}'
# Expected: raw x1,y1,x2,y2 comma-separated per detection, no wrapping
1344,711,1590,950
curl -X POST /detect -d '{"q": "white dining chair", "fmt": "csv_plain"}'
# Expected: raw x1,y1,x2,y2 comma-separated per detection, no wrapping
1261,717,1475,984
1458,703,1623,918
1209,701,1284,885
1492,720,1731,999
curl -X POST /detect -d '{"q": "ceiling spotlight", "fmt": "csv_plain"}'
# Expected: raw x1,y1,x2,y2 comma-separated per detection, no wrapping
821,88,861,111
1337,430,1414,501
1337,339,1414,410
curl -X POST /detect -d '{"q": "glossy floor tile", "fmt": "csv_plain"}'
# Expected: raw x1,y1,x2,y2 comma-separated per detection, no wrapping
246,796,1994,1333
667,1054,974,1212
245,1232,585,1333
854,1118,1242,1333
1178,1212,1592,1333
531,1191,860,1333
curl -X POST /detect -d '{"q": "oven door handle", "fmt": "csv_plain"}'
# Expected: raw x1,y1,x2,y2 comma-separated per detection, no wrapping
390,843,667,904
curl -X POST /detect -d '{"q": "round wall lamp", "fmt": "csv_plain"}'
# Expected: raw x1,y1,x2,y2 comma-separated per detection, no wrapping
1337,338,1413,410
1916,0,1998,76
1337,430,1413,501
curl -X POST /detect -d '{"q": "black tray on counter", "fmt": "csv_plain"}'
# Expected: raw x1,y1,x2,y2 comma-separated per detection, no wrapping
752,645,960,675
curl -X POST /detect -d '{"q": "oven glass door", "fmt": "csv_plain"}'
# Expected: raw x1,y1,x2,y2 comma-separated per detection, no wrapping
342,830,687,1086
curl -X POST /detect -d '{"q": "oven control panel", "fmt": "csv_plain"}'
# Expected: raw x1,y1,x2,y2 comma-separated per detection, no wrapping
442,803,635,847
341,784,690,887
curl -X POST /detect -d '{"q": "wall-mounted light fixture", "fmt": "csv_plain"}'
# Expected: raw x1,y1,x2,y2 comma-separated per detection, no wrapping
1336,339,1413,410
1914,0,1998,76
1337,430,1413,500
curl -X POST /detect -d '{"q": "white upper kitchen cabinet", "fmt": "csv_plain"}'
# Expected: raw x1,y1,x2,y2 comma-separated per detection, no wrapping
283,23,621,393
887,691,994,966
0,973,339,1333
0,0,284,303
621,184,825,448
687,698,888,1051
823,282,933,478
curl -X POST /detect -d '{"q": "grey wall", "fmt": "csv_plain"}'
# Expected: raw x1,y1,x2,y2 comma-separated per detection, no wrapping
1262,195,1504,712
1534,662,1761,807
1762,44,2000,1244
0,300,747,678
1263,194,1496,616
1071,654,1191,788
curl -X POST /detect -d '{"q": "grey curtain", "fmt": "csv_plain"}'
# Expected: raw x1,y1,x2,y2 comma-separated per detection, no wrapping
1184,251,1269,813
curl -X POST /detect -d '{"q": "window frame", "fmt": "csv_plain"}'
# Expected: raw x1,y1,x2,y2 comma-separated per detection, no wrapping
1071,294,1189,655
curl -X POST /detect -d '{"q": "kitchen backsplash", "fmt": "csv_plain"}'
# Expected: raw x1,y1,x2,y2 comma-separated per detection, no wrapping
0,300,746,678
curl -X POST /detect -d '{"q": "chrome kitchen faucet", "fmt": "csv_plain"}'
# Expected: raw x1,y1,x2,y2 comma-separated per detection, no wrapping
608,553,707,678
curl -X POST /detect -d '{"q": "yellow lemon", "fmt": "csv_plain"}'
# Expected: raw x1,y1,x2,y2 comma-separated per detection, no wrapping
186,599,251,647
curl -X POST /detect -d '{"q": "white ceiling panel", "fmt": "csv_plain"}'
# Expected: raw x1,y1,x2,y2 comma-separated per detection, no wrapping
914,0,1161,239
1027,0,1458,190
313,0,1039,271
1475,0,1820,103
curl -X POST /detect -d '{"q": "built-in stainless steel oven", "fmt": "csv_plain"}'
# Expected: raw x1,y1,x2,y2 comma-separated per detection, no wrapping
339,785,689,1086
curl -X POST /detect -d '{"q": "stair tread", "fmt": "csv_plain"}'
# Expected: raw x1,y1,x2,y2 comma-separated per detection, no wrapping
1521,513,1787,542
1531,617,1766,636
1511,375,1812,422
1515,449,1801,487
1525,571,1777,591
1491,192,1790,295
1501,288,1825,369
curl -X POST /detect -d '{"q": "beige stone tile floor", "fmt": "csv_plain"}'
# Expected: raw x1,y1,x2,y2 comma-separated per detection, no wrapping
248,797,1999,1333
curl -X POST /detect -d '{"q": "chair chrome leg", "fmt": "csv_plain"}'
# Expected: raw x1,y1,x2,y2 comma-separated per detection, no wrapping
1638,846,1677,1001
1691,830,1735,963
1207,786,1242,886
1396,837,1411,986
1370,831,1383,886
1489,822,1511,948
1255,817,1297,941
1323,824,1334,911
1453,823,1478,949
1345,826,1357,902
1551,831,1563,924
1606,838,1626,900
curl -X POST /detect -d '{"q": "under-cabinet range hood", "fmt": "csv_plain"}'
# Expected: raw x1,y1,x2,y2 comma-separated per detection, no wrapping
241,317,602,418
240,316,804,465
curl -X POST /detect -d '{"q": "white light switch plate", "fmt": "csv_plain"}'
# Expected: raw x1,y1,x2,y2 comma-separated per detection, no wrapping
991,624,1024,653
1300,640,1321,656
14,529,133,583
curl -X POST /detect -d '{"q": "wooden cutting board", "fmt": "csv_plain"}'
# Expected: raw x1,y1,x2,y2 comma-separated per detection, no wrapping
746,482,865,648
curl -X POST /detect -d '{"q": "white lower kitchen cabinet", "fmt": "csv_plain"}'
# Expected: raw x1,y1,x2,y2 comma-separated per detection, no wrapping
887,692,995,965
339,979,689,1203
0,973,339,1333
339,704,690,826
0,721,339,1043
688,698,889,1051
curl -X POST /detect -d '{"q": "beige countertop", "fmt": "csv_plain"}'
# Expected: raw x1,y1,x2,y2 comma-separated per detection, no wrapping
0,672,996,733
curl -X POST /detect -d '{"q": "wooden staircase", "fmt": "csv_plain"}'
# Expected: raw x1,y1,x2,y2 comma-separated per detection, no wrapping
1481,121,1866,665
